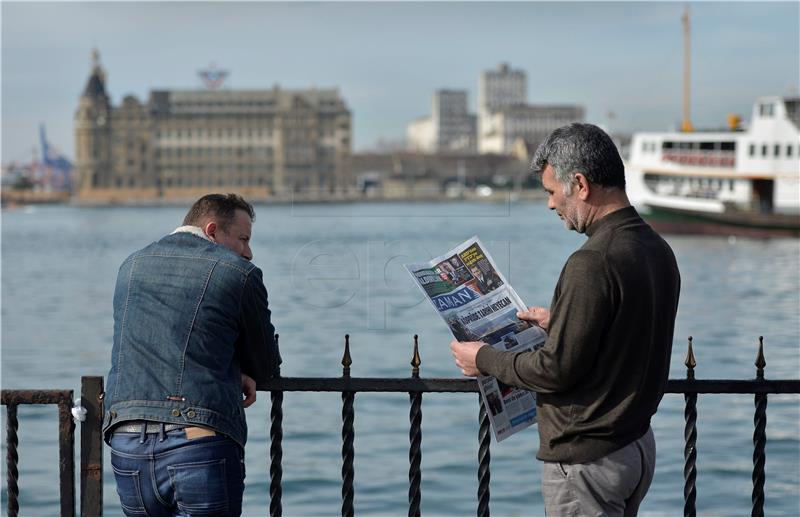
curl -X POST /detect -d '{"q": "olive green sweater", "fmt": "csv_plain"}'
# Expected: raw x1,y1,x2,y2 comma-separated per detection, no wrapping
476,206,680,463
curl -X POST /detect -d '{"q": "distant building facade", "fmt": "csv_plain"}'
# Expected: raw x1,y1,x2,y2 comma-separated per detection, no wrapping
407,90,476,153
477,62,584,154
74,51,351,202
406,117,435,153
348,151,531,199
478,62,526,114
479,104,586,154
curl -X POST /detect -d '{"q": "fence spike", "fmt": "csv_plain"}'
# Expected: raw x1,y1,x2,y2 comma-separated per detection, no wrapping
411,335,421,379
685,336,696,380
342,334,352,377
755,336,766,380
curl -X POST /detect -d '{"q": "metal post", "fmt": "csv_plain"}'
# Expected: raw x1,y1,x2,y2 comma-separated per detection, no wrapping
270,335,284,517
408,335,422,517
752,337,767,517
683,337,697,517
81,376,104,517
341,335,355,517
57,393,76,517
5,404,19,517
477,395,490,517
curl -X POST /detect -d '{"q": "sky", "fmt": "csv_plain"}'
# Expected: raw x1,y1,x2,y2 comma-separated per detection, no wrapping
1,1,798,163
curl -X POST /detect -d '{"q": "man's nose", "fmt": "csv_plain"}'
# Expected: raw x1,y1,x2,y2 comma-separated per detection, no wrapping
243,245,253,261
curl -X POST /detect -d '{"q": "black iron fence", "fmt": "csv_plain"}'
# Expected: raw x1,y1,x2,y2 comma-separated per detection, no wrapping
2,335,799,517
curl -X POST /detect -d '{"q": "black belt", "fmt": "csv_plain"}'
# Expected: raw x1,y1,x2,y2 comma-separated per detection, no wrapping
113,422,185,434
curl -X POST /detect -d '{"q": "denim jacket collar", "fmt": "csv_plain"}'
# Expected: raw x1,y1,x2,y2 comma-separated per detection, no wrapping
170,225,211,242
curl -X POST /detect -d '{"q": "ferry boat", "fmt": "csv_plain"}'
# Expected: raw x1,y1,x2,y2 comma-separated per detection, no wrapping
626,96,800,237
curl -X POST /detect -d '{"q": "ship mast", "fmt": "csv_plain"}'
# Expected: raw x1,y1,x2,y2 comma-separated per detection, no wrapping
681,5,694,132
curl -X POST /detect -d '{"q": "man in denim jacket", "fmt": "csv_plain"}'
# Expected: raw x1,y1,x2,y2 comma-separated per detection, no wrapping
104,193,281,516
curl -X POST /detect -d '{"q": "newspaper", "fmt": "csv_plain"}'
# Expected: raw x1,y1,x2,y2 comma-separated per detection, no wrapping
405,236,546,442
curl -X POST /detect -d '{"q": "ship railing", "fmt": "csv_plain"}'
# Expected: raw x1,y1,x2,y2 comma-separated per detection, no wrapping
2,336,799,517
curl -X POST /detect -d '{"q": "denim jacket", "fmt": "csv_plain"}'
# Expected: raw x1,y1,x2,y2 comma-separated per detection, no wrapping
103,231,280,447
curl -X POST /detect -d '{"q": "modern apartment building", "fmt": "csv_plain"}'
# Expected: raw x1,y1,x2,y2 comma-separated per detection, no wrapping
477,62,584,154
407,90,476,153
478,62,526,114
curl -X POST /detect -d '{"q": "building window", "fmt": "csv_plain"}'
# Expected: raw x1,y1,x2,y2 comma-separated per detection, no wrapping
774,144,780,157
788,144,794,157
762,145,768,157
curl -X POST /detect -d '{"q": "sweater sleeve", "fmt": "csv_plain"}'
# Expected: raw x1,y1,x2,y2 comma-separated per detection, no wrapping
475,250,612,393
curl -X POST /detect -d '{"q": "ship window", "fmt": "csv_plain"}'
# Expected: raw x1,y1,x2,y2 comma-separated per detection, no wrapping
774,144,780,157
788,145,794,157
663,141,674,149
759,103,774,117
749,144,756,156
721,142,735,151
762,145,768,156
700,142,714,150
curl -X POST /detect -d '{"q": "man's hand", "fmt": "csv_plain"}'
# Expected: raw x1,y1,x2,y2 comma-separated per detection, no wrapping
517,306,551,331
241,374,257,408
449,340,487,377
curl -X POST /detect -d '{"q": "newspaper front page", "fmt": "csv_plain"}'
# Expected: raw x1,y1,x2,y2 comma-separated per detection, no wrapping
405,236,546,442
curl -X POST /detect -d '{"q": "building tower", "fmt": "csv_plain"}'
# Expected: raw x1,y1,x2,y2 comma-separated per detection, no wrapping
74,49,112,197
432,90,476,152
478,63,527,114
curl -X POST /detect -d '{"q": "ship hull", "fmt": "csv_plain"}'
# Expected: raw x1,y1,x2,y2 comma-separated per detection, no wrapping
642,204,800,238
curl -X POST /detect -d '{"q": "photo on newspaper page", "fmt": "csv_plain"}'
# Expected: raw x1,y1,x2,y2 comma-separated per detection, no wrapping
404,236,547,442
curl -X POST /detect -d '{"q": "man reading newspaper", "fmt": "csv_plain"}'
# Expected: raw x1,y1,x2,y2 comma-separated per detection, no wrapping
450,124,680,517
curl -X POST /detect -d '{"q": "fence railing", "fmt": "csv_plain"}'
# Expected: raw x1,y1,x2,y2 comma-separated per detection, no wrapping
2,335,799,517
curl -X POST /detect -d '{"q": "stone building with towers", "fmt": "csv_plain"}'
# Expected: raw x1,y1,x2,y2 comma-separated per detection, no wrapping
74,50,352,203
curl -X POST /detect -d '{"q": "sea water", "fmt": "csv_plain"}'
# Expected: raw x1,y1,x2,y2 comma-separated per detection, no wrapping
2,201,798,516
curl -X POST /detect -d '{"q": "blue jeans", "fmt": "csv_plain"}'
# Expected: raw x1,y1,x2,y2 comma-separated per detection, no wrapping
110,427,245,516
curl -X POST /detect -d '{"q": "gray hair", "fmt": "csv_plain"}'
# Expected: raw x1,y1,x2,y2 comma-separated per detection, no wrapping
531,123,625,193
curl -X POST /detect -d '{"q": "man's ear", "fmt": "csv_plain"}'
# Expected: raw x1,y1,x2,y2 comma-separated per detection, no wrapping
204,221,218,242
574,172,591,201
